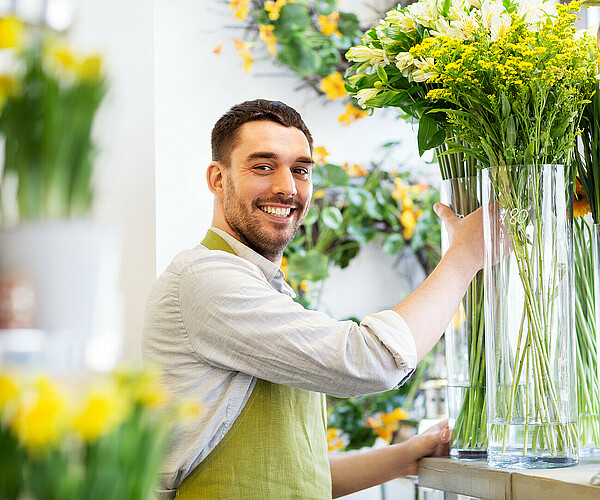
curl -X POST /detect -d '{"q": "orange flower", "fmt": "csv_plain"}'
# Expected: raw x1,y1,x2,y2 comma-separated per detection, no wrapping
233,39,253,72
342,163,368,177
213,42,223,55
229,0,250,20
338,103,369,125
574,177,591,218
320,72,347,100
259,24,277,55
312,146,329,164
327,427,347,451
365,408,408,444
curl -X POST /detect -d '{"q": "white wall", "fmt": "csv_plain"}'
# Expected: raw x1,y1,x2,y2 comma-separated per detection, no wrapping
71,0,156,360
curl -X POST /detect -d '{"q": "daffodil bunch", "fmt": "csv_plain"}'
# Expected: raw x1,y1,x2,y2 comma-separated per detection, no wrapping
0,368,196,500
411,0,599,167
223,0,373,125
0,15,107,223
283,145,441,308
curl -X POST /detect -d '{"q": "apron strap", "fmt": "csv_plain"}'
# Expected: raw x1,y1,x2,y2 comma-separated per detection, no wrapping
201,229,236,255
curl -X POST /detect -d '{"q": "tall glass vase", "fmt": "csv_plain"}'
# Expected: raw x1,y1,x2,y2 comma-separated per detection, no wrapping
440,176,487,459
481,164,578,469
574,216,600,454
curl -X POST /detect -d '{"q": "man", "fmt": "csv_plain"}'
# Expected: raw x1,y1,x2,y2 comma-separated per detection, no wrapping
143,99,484,499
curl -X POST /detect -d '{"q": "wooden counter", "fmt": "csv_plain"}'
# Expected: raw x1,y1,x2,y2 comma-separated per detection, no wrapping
418,456,600,499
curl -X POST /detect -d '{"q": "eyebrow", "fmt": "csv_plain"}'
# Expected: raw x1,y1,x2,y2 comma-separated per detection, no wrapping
247,151,313,165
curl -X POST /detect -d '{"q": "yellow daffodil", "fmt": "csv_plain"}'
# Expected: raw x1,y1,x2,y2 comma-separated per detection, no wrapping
0,16,23,49
0,373,18,409
259,24,277,55
229,0,250,20
74,382,130,442
264,0,288,21
320,72,347,100
318,12,341,37
233,39,253,72
366,407,408,443
327,427,347,451
337,103,369,125
280,256,288,277
48,44,104,82
11,377,67,450
312,146,330,164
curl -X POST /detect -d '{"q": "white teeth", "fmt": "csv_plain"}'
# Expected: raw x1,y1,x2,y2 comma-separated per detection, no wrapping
261,206,291,217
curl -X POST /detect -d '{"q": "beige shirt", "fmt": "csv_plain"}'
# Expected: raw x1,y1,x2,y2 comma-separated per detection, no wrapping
142,228,417,494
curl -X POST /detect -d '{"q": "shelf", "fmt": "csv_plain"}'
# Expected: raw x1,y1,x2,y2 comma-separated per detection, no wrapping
418,457,600,500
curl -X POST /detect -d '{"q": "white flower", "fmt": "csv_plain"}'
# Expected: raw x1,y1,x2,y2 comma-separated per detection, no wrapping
449,10,480,39
356,87,380,107
395,51,416,77
386,10,418,33
407,0,440,29
465,0,481,8
411,57,436,82
480,0,505,30
518,0,553,31
346,46,387,67
490,12,512,40
430,18,452,37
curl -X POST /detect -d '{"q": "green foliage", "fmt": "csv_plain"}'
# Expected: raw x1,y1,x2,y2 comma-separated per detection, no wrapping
0,33,106,223
283,150,441,308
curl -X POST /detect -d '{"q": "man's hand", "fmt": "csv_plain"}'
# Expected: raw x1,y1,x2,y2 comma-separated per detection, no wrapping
329,420,450,498
396,419,451,476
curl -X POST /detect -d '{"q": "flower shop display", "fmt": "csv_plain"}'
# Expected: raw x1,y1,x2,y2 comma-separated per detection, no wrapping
0,15,118,373
574,52,600,453
344,0,492,459
405,0,598,467
0,368,194,500
283,146,441,308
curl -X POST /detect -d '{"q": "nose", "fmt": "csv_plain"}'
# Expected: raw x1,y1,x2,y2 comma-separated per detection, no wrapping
271,168,297,197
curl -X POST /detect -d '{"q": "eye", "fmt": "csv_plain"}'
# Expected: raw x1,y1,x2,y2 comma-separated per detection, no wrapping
253,165,272,172
293,166,311,178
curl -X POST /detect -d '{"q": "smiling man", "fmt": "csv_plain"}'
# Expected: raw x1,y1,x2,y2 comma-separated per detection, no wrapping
142,99,484,500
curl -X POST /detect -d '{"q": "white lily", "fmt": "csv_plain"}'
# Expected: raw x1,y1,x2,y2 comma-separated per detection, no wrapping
490,12,512,40
449,10,480,39
356,87,381,107
480,0,506,30
411,57,436,82
346,46,387,67
408,0,440,29
395,51,416,77
386,10,418,33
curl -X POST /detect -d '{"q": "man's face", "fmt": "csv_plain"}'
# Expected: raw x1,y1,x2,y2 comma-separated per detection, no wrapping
220,120,313,261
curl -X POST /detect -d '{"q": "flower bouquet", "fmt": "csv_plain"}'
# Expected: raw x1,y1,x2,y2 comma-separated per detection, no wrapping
0,368,194,500
410,0,599,467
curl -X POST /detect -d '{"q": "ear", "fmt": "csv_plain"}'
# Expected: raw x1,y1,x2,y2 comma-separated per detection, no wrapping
206,161,226,200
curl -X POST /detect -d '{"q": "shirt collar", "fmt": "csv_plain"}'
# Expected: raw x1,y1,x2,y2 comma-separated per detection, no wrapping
209,227,285,283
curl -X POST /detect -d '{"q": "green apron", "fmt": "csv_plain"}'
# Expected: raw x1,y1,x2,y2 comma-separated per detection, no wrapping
175,230,332,500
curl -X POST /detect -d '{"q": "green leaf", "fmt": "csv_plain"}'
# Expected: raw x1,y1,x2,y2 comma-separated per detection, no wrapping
338,12,360,37
501,92,511,120
303,205,319,225
347,187,367,207
273,4,310,39
417,114,445,156
287,250,329,282
383,233,405,254
376,65,388,85
316,0,337,15
322,206,343,229
505,115,516,148
323,163,350,186
276,35,320,75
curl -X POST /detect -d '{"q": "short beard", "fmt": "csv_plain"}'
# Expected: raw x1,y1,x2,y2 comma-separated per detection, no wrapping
222,186,306,262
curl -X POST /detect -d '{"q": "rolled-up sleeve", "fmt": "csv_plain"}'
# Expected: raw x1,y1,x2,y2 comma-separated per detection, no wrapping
178,253,417,398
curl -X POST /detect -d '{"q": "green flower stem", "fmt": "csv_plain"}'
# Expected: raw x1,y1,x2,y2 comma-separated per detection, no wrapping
574,216,600,449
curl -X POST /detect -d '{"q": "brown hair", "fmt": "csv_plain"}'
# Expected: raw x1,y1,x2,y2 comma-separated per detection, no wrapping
211,99,313,163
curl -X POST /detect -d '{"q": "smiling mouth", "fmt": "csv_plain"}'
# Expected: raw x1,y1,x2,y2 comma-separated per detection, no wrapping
259,205,294,218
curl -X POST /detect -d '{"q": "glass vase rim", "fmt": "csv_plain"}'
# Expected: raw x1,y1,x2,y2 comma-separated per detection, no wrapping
480,163,566,171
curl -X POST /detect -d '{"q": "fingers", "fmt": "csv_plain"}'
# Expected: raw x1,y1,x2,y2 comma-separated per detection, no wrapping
433,203,456,224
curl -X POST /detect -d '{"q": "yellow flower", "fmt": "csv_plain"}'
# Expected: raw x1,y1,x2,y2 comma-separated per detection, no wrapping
318,12,341,37
312,146,329,164
392,177,409,200
233,39,253,72
0,373,18,409
337,103,369,125
229,0,250,20
574,177,591,218
213,42,223,55
320,72,347,100
74,382,129,442
313,189,325,200
48,45,104,82
400,209,417,239
299,280,309,292
264,0,287,21
179,399,203,425
342,163,368,177
327,427,347,451
11,377,67,450
0,16,23,49
113,368,168,408
259,24,277,55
